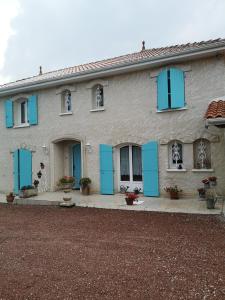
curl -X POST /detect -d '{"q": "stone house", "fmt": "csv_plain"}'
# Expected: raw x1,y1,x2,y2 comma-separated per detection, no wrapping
0,38,225,197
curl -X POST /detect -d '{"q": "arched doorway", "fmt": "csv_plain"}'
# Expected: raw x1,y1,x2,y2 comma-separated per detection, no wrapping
50,137,83,191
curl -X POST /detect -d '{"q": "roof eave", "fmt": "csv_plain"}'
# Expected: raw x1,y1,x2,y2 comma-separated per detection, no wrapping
1,42,225,97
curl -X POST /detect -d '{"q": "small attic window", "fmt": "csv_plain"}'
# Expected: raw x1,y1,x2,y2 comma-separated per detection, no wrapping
61,90,72,113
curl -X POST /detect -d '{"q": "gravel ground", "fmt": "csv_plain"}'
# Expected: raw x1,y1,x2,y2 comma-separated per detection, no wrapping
0,205,224,300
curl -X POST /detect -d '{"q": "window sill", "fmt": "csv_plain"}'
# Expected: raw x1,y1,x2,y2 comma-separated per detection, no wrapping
157,107,188,113
13,123,30,129
166,169,187,172
90,108,105,112
192,169,214,173
59,112,73,116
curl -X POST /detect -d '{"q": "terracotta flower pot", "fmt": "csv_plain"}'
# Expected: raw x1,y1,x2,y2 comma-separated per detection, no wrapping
125,198,134,205
81,185,90,195
170,191,179,200
6,195,15,203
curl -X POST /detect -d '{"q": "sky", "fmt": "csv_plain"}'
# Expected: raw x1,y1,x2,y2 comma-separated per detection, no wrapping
0,0,225,84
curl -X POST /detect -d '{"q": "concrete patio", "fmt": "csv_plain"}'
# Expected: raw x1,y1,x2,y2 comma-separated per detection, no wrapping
0,191,224,215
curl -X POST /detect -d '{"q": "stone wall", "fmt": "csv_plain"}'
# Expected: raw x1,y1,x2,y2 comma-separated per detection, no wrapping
0,55,225,196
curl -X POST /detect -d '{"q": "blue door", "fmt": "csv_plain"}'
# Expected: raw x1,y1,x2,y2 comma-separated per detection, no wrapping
13,149,32,194
72,144,81,189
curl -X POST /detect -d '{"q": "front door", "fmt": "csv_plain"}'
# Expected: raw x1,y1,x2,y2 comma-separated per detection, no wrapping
119,145,143,193
72,144,81,189
13,149,32,194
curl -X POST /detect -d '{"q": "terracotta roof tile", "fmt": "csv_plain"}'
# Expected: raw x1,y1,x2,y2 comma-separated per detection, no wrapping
205,100,225,119
1,38,225,90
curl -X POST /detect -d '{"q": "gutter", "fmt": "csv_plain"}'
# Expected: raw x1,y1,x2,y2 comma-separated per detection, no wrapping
1,41,225,96
205,118,225,127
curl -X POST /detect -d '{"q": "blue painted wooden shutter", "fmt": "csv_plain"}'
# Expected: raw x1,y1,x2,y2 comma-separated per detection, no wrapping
100,144,114,195
5,99,14,128
28,95,38,125
13,150,19,194
73,144,81,189
19,149,32,189
142,141,159,196
170,68,185,108
157,70,168,110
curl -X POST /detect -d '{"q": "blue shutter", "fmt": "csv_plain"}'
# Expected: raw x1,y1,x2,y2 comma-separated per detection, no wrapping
142,141,159,196
19,149,32,189
5,99,14,128
13,150,19,194
28,95,38,125
100,144,114,195
72,144,81,189
157,70,168,110
170,68,185,108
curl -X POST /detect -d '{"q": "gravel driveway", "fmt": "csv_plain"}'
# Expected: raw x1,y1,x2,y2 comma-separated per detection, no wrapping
0,205,224,300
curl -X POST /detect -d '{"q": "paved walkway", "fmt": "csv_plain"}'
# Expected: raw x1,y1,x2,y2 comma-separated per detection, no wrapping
0,191,224,215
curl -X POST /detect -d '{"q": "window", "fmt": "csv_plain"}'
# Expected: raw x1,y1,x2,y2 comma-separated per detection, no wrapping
193,139,211,169
20,100,27,124
120,145,142,182
92,85,104,109
169,140,183,169
61,90,72,113
5,95,38,128
14,98,28,126
157,68,185,110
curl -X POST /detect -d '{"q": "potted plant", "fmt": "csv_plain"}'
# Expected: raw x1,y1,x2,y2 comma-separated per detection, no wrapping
205,190,217,209
19,185,38,198
164,185,182,199
202,178,210,189
6,192,15,203
79,177,91,195
197,188,206,199
125,192,139,205
133,187,141,195
58,176,75,190
208,176,217,187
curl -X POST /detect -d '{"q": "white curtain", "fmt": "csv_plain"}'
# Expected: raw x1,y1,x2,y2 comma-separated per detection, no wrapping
120,146,130,180
132,146,142,181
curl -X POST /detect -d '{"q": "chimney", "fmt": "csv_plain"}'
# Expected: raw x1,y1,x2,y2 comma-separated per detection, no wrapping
141,40,146,51
39,66,42,75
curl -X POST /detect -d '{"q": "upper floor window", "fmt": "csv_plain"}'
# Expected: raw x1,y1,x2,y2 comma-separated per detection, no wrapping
169,140,183,169
193,139,211,169
157,68,185,110
61,90,72,113
15,98,28,125
92,85,104,109
5,95,38,128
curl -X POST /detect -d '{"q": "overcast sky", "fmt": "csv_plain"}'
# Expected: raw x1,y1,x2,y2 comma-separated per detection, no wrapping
0,0,225,84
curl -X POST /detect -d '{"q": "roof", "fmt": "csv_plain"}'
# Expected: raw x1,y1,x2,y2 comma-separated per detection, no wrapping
205,100,225,119
1,38,225,92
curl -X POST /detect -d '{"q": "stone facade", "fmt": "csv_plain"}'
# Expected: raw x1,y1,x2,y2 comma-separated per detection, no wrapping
0,55,225,196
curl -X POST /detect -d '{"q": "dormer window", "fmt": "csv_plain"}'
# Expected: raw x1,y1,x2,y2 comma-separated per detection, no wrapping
92,85,104,109
61,90,72,113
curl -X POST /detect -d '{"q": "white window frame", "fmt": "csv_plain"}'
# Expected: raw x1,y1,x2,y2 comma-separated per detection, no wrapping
193,138,211,169
169,140,184,169
61,90,72,114
15,98,28,126
118,144,143,193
